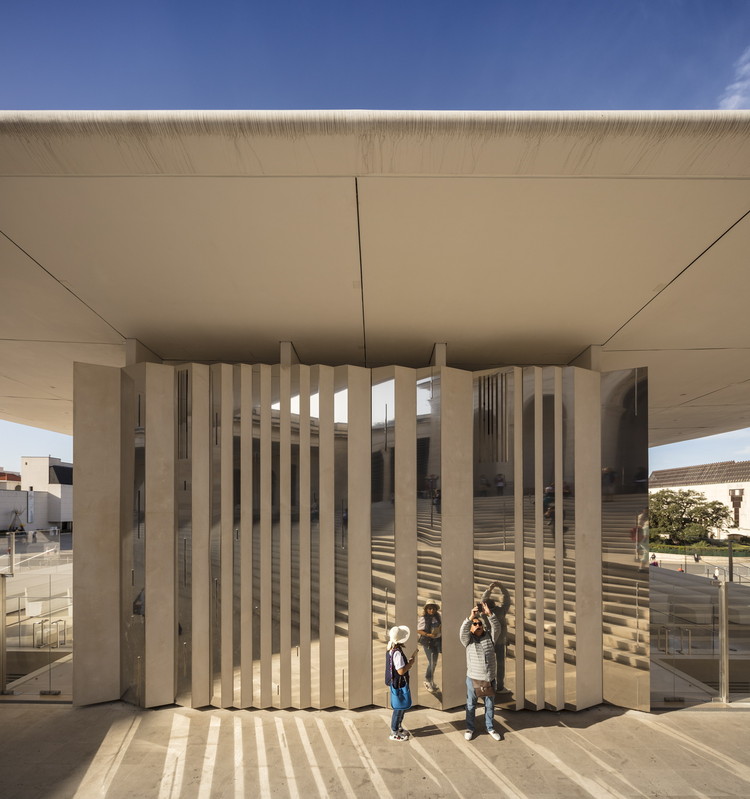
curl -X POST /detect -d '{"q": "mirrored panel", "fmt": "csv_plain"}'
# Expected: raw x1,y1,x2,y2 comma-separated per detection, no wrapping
209,366,223,705
309,366,321,707
288,365,303,707
472,368,515,708
121,368,145,706
520,367,538,707
416,368,442,708
270,365,281,707
251,365,263,706
371,368,395,708
334,367,349,707
560,367,577,708
232,367,242,707
175,367,192,706
601,367,650,711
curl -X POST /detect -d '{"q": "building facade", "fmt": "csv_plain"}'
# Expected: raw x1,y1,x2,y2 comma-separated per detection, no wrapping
0,457,72,532
650,461,750,538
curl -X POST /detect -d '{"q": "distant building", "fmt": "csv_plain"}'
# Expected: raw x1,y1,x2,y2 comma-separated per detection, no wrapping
0,468,21,490
649,460,750,538
0,456,73,532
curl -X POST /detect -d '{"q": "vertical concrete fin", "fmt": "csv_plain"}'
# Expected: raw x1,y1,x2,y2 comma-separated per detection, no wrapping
125,339,162,366
440,366,474,710
73,362,122,705
144,363,176,708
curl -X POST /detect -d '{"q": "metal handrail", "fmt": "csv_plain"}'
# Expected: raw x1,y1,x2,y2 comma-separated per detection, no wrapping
50,619,67,647
32,619,49,648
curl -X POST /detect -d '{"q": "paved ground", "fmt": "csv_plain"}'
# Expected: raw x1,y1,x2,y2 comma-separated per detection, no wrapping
2,700,750,798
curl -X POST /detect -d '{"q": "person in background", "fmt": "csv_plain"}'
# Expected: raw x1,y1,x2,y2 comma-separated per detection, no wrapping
635,507,649,570
417,602,442,692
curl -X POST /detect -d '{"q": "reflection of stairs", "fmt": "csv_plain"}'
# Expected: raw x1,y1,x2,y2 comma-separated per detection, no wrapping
283,494,650,669
468,494,649,671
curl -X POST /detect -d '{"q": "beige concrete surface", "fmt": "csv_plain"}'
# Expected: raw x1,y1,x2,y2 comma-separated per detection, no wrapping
1,700,750,798
2,111,750,444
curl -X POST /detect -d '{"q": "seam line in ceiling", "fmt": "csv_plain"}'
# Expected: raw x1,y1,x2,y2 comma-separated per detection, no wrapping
5,174,750,181
1,229,126,341
0,338,124,345
355,177,368,367
602,207,750,348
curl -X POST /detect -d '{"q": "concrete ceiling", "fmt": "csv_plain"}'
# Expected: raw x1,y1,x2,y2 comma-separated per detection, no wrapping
1,110,749,446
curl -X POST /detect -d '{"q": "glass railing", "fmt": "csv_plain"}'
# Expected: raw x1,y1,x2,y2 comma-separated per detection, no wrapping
1,532,72,701
650,567,750,707
727,582,750,702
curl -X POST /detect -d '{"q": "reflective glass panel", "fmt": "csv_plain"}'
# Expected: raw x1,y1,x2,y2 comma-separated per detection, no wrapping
371,369,395,707
472,368,515,708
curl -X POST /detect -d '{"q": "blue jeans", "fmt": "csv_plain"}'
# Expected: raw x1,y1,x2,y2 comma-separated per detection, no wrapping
421,643,440,683
466,676,496,733
391,707,406,732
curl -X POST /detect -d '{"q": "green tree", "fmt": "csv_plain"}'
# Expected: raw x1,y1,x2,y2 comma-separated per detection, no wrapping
649,489,731,544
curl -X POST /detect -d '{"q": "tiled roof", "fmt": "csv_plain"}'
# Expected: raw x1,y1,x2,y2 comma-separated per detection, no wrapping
649,460,750,488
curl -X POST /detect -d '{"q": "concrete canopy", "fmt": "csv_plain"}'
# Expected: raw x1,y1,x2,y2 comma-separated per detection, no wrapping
1,110,749,445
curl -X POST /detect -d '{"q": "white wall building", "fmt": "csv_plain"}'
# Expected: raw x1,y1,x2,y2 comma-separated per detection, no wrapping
649,461,750,538
0,456,73,531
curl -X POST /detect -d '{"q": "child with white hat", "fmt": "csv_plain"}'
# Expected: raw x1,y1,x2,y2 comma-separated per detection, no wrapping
386,625,415,740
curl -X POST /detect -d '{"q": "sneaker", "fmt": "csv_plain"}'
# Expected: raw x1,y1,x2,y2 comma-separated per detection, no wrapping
423,680,432,691
489,730,502,741
431,682,439,692
464,731,474,741
389,731,408,741
398,727,410,738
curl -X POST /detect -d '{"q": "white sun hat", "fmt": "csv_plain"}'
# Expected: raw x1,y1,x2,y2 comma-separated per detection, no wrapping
388,625,410,649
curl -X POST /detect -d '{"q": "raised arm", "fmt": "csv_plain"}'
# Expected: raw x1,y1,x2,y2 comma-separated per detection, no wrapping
459,616,473,646
487,607,501,643
480,581,501,604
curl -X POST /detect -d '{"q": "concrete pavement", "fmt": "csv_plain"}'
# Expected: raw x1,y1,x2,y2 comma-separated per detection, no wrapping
2,700,750,798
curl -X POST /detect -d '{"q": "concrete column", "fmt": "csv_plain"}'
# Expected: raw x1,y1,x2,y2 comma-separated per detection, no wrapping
125,339,162,366
73,363,122,705
569,345,602,372
431,343,447,367
191,365,211,708
238,364,254,708
280,341,300,365
439,367,474,710
144,363,176,708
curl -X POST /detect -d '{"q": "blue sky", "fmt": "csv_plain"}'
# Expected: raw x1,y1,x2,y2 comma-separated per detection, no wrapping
1,1,749,471
2,1,750,110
